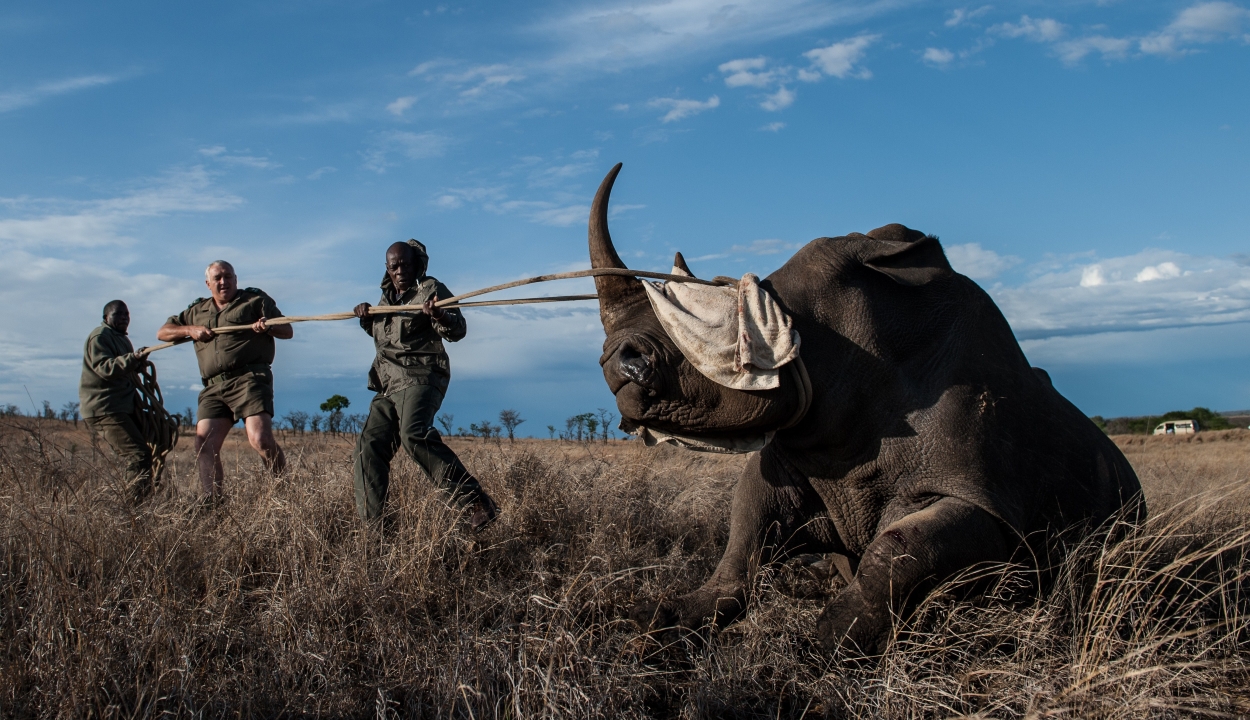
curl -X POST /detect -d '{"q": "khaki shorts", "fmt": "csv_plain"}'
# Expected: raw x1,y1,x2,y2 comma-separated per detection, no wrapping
198,370,274,423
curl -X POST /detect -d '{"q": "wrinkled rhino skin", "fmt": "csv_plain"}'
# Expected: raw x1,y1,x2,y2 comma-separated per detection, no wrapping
589,164,1145,656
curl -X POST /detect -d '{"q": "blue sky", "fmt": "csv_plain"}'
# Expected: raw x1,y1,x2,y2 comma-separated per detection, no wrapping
2,0,1248,434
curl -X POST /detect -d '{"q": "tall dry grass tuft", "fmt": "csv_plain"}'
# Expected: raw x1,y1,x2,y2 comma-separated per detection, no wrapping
2,420,1248,718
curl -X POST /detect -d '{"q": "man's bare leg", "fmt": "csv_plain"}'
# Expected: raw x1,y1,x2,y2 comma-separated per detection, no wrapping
244,413,286,474
195,419,232,499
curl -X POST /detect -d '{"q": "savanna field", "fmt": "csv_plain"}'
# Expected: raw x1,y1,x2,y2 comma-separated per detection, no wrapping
2,419,1248,719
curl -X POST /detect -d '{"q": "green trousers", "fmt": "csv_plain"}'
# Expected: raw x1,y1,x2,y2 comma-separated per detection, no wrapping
85,413,154,503
352,384,485,520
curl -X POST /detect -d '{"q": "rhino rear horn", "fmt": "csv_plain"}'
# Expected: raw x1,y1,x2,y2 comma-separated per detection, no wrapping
589,163,650,334
672,252,695,277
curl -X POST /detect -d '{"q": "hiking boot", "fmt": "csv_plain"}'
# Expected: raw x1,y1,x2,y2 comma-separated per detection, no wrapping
466,494,499,533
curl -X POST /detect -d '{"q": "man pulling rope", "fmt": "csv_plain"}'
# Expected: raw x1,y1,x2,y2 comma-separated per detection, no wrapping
79,300,178,504
351,240,500,531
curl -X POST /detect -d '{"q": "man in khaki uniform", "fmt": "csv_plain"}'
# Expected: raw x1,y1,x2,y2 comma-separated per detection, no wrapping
352,240,498,530
157,260,292,502
79,299,154,504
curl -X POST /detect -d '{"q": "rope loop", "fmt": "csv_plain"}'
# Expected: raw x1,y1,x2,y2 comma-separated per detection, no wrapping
130,359,180,485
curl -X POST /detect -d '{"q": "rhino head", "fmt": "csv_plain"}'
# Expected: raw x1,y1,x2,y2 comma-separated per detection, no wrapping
590,164,805,445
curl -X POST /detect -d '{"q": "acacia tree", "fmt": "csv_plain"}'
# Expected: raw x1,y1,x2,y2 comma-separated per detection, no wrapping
498,409,525,442
469,420,500,439
437,413,455,436
61,402,80,427
283,410,309,434
320,395,351,435
596,408,615,442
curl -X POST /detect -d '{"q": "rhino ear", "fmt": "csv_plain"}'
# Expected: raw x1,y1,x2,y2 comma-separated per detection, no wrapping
672,251,695,277
862,224,952,286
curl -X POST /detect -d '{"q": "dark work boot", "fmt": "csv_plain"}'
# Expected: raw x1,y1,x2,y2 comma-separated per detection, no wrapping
466,493,499,533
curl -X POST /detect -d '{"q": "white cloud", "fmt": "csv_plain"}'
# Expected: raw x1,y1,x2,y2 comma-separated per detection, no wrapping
1053,35,1133,65
648,95,720,123
718,56,779,87
1080,264,1105,287
0,167,241,249
307,166,337,180
433,167,596,227
435,195,463,209
760,86,795,111
387,96,417,116
993,2,1250,67
760,121,786,132
728,238,799,255
446,305,604,380
362,130,451,173
945,6,992,28
1135,261,1183,282
0,168,267,406
198,145,281,169
802,34,880,79
989,250,1250,339
945,243,1022,280
220,155,280,169
923,47,956,66
408,60,445,76
494,200,588,227
990,15,1066,43
433,185,506,210
405,62,526,107
0,74,123,114
1140,1,1250,57
448,64,526,98
528,161,596,187
535,0,901,73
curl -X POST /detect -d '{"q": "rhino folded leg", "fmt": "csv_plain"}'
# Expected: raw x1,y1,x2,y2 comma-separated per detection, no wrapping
631,453,833,634
816,496,1009,656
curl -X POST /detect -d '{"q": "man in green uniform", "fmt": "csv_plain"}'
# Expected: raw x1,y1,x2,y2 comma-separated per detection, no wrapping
157,260,292,503
79,299,154,504
352,240,498,530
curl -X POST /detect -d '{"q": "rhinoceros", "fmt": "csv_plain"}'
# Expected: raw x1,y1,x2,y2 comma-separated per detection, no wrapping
588,163,1144,654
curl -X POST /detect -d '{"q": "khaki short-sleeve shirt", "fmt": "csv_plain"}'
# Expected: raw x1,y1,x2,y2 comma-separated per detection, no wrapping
366,277,465,396
167,288,283,382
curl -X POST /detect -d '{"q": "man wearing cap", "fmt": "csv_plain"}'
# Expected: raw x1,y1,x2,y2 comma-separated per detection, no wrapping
352,239,499,530
157,261,291,503
79,299,155,504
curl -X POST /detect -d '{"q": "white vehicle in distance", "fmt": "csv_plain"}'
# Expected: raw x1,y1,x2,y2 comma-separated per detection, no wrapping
1153,419,1197,435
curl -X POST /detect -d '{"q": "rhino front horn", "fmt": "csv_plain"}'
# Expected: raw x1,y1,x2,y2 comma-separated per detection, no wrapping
589,163,649,335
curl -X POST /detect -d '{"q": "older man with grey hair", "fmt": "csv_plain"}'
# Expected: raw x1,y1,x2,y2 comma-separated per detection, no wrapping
157,260,292,504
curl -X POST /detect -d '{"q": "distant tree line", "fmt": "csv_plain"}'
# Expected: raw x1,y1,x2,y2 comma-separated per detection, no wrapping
0,401,81,426
280,396,368,437
4,394,627,445
1091,407,1234,435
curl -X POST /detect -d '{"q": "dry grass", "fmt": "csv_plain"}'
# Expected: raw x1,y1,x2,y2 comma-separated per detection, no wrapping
1,421,1247,719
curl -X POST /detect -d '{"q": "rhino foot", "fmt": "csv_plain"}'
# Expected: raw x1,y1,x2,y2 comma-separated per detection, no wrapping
815,588,892,657
629,599,683,631
629,588,746,635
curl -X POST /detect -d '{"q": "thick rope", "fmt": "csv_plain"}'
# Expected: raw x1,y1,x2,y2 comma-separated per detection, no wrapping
141,268,720,356
130,359,179,485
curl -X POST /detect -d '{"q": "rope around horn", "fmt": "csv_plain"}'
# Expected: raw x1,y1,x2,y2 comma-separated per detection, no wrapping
130,359,180,485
